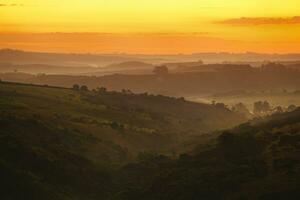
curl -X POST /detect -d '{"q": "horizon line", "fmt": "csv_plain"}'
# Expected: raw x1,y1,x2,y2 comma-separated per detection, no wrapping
2,48,300,56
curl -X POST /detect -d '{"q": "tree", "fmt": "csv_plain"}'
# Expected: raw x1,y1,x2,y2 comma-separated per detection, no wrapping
126,89,133,94
261,62,286,72
231,102,251,117
253,101,271,115
198,60,204,65
121,89,133,94
80,85,88,91
72,84,80,90
274,106,283,114
97,87,107,94
282,89,287,93
262,101,271,112
153,65,168,76
215,102,227,109
178,97,185,101
287,104,297,112
253,101,263,115
111,122,119,130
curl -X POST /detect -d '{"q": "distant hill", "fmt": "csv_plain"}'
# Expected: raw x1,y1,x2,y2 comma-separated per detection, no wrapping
0,49,141,67
87,61,155,75
0,63,99,75
172,63,254,73
1,65,300,97
0,61,154,76
3,49,300,66
106,61,154,70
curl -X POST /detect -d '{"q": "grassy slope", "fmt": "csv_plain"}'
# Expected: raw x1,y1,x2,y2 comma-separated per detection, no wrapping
0,82,245,199
115,109,300,200
0,81,245,155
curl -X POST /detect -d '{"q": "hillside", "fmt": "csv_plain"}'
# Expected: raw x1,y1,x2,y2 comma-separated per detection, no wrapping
114,109,300,200
0,82,299,199
0,63,99,75
0,81,245,199
1,66,300,97
86,61,155,76
0,61,154,76
0,49,137,66
3,49,300,65
105,61,154,70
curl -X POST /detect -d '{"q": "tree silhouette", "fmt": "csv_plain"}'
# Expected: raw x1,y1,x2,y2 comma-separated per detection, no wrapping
231,102,251,117
97,87,107,94
287,104,297,112
72,84,80,90
153,65,168,76
253,101,271,115
80,85,88,91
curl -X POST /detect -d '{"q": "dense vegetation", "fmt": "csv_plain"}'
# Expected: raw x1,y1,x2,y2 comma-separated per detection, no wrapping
0,82,245,199
115,109,300,200
199,89,300,111
1,82,299,199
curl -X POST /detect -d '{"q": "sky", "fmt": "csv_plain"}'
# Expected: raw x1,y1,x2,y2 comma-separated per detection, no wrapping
1,0,300,54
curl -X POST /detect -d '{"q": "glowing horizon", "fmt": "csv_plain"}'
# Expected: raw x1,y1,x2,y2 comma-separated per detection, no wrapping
1,0,300,54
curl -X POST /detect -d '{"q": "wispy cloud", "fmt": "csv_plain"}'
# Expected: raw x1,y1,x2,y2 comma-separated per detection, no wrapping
0,3,24,7
216,16,300,26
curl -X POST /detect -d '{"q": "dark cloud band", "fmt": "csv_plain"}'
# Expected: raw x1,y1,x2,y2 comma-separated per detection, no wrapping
0,3,24,7
217,16,300,25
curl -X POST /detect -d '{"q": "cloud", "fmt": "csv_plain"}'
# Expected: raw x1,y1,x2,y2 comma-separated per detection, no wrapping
0,3,24,7
216,16,300,26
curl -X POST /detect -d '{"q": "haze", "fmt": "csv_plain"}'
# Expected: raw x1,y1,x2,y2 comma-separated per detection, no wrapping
1,1,300,199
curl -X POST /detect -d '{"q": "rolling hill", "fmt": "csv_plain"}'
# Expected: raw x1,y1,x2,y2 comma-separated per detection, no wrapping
0,81,245,199
1,64,300,97
114,108,300,200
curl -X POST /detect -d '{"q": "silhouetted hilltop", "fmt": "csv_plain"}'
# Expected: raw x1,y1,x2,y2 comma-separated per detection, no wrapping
2,49,300,66
1,63,299,96
0,61,155,76
0,63,99,75
173,63,254,73
0,49,139,67
88,61,155,75
106,61,154,70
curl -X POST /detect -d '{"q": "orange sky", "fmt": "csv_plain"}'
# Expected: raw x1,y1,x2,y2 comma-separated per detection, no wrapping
1,0,300,54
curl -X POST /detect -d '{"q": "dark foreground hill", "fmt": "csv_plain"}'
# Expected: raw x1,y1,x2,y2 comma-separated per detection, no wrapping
0,82,245,200
115,109,300,200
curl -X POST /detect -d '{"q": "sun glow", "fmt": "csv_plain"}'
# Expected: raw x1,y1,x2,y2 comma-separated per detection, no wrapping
1,0,300,53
